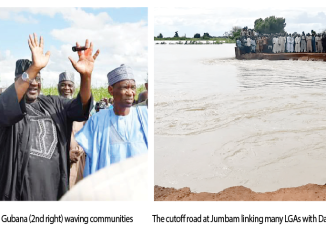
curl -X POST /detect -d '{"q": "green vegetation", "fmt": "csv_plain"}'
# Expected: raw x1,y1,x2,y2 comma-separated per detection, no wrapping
202,33,211,39
42,84,146,102
155,36,188,40
228,26,242,40
254,16,286,34
154,37,235,43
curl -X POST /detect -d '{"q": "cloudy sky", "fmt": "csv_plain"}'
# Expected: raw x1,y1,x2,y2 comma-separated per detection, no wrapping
154,7,326,38
0,7,148,88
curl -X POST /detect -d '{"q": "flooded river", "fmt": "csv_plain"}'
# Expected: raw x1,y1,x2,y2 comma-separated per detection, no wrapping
154,44,326,193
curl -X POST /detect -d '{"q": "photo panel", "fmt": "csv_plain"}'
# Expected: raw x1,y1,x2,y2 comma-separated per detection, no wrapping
154,7,326,201
0,7,148,201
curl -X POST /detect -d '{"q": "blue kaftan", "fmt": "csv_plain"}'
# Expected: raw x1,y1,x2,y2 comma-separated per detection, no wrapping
75,106,148,177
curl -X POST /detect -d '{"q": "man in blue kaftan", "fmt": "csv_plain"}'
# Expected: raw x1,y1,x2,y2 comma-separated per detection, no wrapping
75,64,148,177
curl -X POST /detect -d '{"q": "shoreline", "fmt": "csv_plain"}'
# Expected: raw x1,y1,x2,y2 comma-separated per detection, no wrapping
154,184,326,201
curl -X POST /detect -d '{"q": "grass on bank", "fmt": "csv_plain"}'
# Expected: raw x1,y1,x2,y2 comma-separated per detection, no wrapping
154,37,235,43
42,84,146,102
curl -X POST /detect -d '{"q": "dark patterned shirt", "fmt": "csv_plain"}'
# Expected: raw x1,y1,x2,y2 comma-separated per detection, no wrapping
25,101,60,200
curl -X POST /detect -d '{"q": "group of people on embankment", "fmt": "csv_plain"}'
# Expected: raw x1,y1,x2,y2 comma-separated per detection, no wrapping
236,30,326,54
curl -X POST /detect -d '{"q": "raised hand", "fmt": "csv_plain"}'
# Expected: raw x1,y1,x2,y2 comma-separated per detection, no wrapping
68,39,100,76
28,33,51,70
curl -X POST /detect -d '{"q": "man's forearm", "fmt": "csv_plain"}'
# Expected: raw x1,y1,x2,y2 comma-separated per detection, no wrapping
79,73,92,111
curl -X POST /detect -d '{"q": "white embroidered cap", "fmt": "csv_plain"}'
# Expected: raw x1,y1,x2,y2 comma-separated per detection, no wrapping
107,64,135,86
59,71,74,84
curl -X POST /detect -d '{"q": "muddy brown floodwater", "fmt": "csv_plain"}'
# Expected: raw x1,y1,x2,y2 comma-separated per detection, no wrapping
155,44,326,197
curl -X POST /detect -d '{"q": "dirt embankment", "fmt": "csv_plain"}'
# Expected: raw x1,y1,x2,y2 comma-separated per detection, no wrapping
154,184,326,201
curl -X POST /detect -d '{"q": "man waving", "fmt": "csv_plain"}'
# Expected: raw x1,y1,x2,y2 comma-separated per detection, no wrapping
0,33,99,201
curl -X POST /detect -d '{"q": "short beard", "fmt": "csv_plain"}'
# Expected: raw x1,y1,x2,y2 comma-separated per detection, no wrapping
63,94,73,99
59,92,73,99
25,93,38,104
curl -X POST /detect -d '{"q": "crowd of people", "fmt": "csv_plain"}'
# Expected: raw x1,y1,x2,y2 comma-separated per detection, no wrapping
0,33,148,201
236,27,326,54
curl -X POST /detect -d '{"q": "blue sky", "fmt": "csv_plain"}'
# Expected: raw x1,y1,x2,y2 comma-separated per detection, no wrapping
0,8,148,87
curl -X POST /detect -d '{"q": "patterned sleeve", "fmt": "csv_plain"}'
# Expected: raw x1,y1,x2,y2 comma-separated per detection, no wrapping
0,83,26,127
61,93,94,122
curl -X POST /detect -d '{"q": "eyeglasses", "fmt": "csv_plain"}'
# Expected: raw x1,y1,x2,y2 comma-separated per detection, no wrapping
33,77,42,84
15,75,42,83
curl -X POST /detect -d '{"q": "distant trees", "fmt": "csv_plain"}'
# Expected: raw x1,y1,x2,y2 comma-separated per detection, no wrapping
229,26,242,39
254,16,286,34
157,33,163,38
193,33,210,39
174,31,179,38
203,33,210,39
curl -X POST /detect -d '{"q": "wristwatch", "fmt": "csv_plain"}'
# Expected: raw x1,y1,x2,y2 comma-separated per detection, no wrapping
21,72,32,84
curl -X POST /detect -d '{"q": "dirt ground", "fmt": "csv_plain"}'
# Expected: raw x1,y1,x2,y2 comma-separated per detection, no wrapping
154,184,326,201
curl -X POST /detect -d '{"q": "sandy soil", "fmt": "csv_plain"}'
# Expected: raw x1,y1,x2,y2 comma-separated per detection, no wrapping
154,184,326,201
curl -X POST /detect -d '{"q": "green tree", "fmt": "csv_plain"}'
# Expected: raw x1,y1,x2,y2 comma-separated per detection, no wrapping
203,33,210,39
229,26,242,40
174,31,179,38
157,33,163,38
254,16,286,34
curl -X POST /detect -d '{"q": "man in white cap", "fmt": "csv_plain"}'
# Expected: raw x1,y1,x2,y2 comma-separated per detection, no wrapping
58,71,85,189
75,64,148,177
58,71,75,99
0,33,99,200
